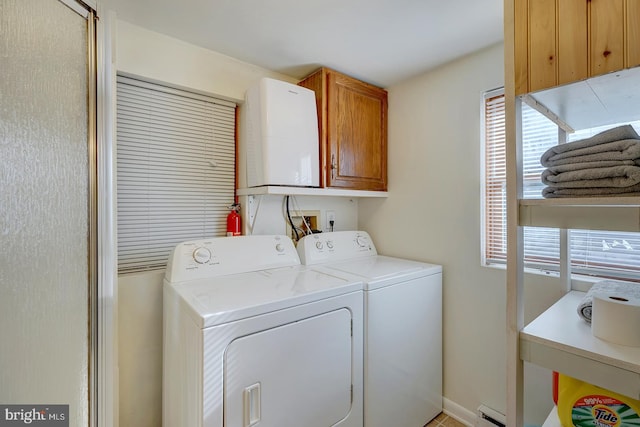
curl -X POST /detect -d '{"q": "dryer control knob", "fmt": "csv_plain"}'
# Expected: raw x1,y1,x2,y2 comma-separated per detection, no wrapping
315,241,324,250
275,243,285,253
192,247,212,264
356,236,368,247
326,241,334,249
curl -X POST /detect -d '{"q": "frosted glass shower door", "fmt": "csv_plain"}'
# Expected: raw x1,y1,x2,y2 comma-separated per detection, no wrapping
0,1,95,426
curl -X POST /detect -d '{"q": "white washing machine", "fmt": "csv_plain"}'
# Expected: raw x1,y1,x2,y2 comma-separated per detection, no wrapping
297,231,442,427
163,235,364,427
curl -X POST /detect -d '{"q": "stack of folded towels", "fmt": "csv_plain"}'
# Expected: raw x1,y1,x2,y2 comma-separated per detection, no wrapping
540,125,640,198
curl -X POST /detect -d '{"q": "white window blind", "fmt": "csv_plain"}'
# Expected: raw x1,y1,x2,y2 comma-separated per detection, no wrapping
483,91,507,263
116,76,236,273
483,90,640,281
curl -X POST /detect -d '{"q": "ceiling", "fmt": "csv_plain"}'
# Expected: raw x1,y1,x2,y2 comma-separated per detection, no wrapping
104,0,504,88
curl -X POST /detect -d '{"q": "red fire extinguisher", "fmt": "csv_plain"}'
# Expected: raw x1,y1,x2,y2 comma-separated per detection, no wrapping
226,202,242,236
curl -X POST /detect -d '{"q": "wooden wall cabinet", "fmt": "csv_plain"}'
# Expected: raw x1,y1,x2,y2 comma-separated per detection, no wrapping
298,67,388,191
515,0,640,95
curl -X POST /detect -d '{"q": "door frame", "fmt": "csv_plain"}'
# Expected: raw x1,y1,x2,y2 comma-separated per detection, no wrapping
62,0,118,425
94,6,118,427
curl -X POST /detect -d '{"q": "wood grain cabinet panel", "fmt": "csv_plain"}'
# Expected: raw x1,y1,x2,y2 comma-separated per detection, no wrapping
298,68,387,191
528,0,558,92
515,0,638,95
558,0,588,85
514,0,529,95
627,0,640,69
590,0,625,77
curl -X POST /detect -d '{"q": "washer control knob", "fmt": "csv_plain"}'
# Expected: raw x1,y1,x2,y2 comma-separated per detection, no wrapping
356,236,368,247
192,247,212,264
275,243,285,253
315,241,324,250
326,240,334,249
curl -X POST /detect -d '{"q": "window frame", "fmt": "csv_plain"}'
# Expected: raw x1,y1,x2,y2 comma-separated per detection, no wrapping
482,89,640,283
116,75,237,274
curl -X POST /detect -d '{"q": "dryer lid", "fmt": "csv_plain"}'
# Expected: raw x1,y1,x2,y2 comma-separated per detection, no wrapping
168,266,363,328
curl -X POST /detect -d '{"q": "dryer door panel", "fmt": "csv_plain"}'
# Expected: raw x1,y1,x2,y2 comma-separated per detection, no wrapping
223,308,352,427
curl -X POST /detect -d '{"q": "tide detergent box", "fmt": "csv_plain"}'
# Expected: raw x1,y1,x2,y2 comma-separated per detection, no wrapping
556,373,640,427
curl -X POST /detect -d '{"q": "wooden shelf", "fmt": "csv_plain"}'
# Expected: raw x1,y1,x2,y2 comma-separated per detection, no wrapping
236,186,388,198
519,197,640,232
523,66,640,132
520,291,640,400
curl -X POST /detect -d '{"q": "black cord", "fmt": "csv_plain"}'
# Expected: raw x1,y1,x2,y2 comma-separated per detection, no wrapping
285,195,299,241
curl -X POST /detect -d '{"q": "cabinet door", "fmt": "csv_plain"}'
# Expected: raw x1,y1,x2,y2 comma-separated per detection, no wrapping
590,0,625,77
627,0,640,68
326,71,387,191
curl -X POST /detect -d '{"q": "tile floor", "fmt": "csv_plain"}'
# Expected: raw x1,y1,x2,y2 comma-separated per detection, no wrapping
425,412,467,427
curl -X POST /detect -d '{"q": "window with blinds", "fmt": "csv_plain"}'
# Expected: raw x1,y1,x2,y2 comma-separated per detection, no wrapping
116,76,236,274
483,89,640,281
483,90,507,264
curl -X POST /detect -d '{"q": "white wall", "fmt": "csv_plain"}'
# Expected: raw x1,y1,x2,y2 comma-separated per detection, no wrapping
115,19,360,427
239,194,358,236
115,20,297,102
358,43,567,426
115,19,568,427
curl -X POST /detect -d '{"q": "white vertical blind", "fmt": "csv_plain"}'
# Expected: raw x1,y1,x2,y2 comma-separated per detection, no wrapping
484,91,508,263
116,76,236,273
484,90,640,281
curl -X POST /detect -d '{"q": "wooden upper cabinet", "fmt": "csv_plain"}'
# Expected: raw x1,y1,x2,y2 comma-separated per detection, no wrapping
298,68,388,191
515,0,639,95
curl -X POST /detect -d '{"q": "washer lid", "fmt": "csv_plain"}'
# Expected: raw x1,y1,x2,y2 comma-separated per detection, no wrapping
327,256,442,290
168,265,363,328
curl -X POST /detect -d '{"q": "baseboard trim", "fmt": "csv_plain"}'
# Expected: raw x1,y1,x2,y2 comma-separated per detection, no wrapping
443,398,476,427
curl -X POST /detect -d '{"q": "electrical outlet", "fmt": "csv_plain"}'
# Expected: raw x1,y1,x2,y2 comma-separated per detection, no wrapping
326,210,336,230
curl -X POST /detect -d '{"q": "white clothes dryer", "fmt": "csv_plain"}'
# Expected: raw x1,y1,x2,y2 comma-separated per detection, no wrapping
163,235,364,427
297,231,442,427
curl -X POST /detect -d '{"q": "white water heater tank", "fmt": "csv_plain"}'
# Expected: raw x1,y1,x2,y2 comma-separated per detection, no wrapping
245,78,319,187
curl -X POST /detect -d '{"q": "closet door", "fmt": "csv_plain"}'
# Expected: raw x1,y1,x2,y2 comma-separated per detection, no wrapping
0,1,95,426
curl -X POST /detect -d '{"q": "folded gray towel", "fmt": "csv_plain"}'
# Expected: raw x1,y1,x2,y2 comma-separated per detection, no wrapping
542,182,640,197
545,160,638,174
540,125,640,167
578,280,640,323
541,139,640,167
541,165,640,188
